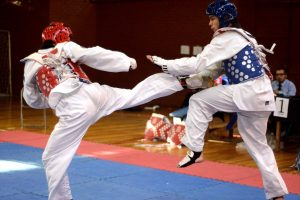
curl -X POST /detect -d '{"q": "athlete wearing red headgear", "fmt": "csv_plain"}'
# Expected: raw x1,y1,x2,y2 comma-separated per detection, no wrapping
42,22,72,44
21,22,184,200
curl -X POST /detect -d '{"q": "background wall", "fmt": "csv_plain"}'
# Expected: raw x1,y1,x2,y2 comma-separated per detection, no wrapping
0,0,299,107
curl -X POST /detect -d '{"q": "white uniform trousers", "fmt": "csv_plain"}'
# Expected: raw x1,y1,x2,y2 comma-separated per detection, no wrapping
42,73,183,200
181,84,288,200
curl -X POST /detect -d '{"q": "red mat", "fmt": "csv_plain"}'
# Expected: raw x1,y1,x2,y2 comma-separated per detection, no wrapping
1,130,299,194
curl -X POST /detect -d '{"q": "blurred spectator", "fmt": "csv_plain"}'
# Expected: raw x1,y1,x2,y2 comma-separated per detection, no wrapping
271,68,296,97
269,68,297,146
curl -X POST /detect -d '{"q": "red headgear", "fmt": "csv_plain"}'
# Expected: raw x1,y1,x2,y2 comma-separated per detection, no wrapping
41,22,72,44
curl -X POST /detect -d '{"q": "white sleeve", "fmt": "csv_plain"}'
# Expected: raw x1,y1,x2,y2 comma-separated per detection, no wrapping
165,31,249,76
23,60,49,109
62,41,132,72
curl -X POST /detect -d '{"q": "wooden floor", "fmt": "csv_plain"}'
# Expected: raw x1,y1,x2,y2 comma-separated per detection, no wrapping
1,96,299,174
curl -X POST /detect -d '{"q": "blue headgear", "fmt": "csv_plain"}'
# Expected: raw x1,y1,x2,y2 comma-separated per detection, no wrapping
206,0,237,28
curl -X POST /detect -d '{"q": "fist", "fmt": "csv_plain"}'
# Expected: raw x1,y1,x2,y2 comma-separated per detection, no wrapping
146,55,154,63
130,58,137,70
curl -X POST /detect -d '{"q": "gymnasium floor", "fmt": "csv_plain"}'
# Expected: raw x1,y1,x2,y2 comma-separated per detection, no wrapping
1,130,300,200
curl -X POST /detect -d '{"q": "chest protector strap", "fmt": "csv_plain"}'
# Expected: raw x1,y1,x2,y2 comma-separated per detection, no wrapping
35,48,90,98
214,27,276,80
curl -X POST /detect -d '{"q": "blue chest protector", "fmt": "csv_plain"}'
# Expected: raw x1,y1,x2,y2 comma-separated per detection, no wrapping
223,44,264,84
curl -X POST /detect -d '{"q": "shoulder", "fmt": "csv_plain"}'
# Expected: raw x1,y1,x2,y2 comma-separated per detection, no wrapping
21,52,37,61
210,28,249,50
286,79,296,86
212,28,247,42
214,27,245,37
21,52,46,64
213,28,256,41
61,41,86,53
63,41,81,47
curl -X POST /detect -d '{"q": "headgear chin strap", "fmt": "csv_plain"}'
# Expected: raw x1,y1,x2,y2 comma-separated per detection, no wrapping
206,0,237,28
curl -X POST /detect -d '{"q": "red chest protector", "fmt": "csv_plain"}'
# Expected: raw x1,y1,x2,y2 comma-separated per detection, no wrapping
35,48,90,98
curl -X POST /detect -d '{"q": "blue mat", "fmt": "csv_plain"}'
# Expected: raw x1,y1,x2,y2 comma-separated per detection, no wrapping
0,143,299,200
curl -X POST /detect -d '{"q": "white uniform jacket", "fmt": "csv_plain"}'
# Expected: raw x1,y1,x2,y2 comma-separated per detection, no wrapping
162,29,276,112
22,41,133,109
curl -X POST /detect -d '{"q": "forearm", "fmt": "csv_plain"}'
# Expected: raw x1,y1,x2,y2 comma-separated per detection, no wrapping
63,42,133,72
151,35,246,76
151,55,216,76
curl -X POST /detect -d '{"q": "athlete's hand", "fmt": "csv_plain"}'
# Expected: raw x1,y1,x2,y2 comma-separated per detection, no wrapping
145,55,167,67
146,55,169,73
146,55,154,63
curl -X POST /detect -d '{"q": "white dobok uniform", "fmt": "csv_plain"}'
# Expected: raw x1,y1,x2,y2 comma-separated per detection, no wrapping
22,41,183,200
153,28,288,199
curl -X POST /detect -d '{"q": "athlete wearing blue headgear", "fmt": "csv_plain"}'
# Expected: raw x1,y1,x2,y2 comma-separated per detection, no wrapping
206,0,237,28
147,1,288,199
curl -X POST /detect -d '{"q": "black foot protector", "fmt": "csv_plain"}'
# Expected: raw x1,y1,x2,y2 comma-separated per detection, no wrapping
177,150,202,168
271,196,284,200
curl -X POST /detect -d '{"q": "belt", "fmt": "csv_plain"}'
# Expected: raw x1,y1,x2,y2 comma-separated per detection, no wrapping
78,77,91,84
